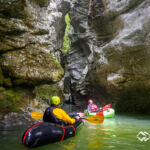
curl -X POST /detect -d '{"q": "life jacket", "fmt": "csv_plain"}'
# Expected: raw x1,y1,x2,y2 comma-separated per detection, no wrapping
89,103,98,111
43,106,69,126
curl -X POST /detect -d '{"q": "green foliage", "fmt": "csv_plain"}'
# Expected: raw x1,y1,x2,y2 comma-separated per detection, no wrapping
62,14,71,54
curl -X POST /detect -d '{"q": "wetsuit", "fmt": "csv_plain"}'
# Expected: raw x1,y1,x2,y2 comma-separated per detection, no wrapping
43,106,76,125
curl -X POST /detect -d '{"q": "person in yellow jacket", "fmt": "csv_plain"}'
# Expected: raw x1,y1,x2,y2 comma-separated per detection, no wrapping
43,96,76,125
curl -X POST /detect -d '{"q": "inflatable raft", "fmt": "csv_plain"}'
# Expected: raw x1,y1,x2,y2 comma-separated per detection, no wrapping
103,108,115,118
22,119,83,148
85,108,115,118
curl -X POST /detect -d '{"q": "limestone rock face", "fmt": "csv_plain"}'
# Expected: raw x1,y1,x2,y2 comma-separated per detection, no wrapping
1,49,64,85
34,82,64,105
0,0,150,121
89,0,150,112
0,0,71,85
68,0,150,112
65,0,91,107
0,0,70,124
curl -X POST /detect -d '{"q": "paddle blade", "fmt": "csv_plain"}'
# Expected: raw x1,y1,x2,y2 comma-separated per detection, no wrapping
96,111,103,116
31,112,43,119
85,115,104,124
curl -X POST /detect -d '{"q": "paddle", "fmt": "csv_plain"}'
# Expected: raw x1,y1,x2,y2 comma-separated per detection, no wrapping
31,112,43,119
31,112,104,124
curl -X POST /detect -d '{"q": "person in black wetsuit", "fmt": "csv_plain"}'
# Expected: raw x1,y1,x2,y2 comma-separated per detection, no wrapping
43,96,79,126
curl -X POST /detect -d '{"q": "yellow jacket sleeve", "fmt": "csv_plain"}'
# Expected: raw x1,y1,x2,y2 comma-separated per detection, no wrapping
53,108,76,124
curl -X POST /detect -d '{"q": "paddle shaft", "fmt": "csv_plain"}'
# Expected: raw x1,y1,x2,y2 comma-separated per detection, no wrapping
31,112,104,124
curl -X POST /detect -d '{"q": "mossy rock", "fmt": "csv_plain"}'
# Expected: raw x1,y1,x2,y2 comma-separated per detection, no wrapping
0,88,20,114
50,56,62,68
34,83,64,105
0,87,32,115
1,49,64,85
0,44,14,52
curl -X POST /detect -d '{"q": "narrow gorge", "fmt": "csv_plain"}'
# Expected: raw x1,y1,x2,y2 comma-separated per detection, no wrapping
0,0,150,127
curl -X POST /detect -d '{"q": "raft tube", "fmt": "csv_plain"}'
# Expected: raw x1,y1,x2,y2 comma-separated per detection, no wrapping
103,108,115,118
22,119,83,148
85,108,115,118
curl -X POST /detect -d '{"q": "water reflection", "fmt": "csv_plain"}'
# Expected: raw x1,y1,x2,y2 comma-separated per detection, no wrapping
62,138,76,150
0,104,150,150
86,119,117,149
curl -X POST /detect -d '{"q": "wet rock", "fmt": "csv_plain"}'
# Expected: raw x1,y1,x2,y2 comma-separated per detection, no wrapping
0,0,70,84
67,0,150,113
34,82,64,105
0,87,32,114
32,0,51,7
1,49,64,85
0,0,62,126
0,92,50,127
89,0,150,112
0,0,70,124
65,0,91,106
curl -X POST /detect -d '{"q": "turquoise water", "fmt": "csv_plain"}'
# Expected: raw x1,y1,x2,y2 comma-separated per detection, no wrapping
0,114,150,150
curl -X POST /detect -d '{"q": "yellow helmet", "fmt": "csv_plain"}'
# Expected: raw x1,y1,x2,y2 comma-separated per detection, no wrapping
51,96,60,105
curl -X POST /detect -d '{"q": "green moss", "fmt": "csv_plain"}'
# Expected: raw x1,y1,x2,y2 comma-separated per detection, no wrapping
0,87,33,115
34,84,64,105
50,56,62,68
0,88,21,114
35,85,51,100
0,44,14,51
5,89,21,111
62,14,71,54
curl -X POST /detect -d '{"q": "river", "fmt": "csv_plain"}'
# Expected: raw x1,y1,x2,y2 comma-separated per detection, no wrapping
0,105,150,150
